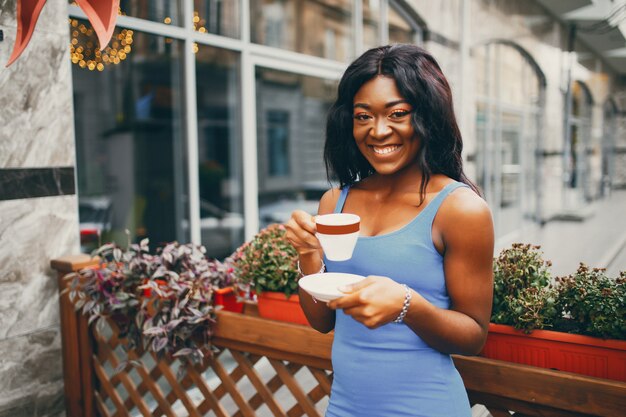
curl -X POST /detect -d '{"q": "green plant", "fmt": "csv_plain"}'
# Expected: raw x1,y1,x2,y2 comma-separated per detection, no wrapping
554,264,626,340
504,286,559,333
230,224,299,297
66,239,233,369
492,243,555,332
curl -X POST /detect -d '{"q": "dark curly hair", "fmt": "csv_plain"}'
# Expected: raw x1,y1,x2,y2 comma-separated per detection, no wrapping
324,44,479,200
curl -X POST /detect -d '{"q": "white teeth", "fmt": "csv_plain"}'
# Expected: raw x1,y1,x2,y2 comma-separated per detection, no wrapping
372,145,399,155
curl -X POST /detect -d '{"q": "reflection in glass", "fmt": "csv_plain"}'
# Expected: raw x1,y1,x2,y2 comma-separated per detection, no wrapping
473,43,542,237
250,0,353,62
267,110,291,177
256,68,338,228
120,0,183,26
193,0,240,38
195,46,244,259
363,0,380,51
388,4,416,44
569,82,593,200
72,24,188,252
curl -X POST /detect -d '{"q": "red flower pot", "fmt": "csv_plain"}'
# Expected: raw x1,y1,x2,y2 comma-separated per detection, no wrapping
256,292,309,326
481,323,626,382
142,279,168,298
213,287,244,313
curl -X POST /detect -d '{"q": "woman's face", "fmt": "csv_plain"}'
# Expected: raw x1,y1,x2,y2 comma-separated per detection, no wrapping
352,75,421,176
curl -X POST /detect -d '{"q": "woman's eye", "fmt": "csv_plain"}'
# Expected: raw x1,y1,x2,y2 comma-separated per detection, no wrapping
353,113,371,121
389,110,410,119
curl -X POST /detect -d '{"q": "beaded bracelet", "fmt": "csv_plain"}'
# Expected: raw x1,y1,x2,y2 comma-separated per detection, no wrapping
393,284,412,323
296,259,326,278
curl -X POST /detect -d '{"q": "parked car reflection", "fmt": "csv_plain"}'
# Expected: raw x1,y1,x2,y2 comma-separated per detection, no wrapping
79,196,113,253
182,199,244,259
258,181,332,229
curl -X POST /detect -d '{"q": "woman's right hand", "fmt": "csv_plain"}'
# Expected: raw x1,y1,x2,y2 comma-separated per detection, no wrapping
284,210,321,257
286,210,334,333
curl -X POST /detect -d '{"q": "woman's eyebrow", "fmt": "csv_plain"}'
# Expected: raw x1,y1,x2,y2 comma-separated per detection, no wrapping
353,99,410,109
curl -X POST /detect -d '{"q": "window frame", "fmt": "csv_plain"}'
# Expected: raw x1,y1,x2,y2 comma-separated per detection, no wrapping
68,0,423,243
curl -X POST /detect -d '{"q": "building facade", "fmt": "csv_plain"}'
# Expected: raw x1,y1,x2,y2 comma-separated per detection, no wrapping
0,0,624,415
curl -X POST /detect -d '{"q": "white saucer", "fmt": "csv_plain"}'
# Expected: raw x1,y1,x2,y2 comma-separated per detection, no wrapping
298,272,365,302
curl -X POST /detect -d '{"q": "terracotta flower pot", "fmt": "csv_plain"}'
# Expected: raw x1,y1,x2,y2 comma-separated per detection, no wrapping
213,287,245,313
256,292,309,326
481,323,626,382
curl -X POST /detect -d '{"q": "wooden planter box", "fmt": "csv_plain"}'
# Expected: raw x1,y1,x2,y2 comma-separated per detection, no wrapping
481,323,626,382
256,292,309,326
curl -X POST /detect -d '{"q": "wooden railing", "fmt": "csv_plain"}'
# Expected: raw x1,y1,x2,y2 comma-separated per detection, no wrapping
52,255,626,417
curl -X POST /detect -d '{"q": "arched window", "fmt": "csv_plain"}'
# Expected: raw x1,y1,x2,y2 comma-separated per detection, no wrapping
566,81,594,203
473,41,546,239
601,99,619,196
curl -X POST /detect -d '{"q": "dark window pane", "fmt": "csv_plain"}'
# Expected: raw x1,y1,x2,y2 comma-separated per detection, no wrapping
256,68,337,228
251,0,353,62
267,110,290,177
71,22,188,252
195,46,244,259
194,0,240,38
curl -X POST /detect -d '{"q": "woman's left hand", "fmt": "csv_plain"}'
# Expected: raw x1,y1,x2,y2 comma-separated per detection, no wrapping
327,276,408,329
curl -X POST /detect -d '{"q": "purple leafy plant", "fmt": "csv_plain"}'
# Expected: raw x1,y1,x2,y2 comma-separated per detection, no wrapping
65,238,236,372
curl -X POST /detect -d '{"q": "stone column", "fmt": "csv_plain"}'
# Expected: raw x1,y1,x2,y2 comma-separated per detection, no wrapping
0,0,79,416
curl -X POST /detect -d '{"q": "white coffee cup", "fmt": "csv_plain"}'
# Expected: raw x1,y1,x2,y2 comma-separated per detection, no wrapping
315,213,360,261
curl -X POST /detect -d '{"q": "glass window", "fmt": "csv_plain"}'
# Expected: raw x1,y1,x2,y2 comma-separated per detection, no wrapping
363,0,381,51
266,110,291,177
195,46,244,259
193,0,240,38
473,43,543,237
119,0,184,26
250,0,353,62
255,68,338,229
388,4,415,44
71,21,188,252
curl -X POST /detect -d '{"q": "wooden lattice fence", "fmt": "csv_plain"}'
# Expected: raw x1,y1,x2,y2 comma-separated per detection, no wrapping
89,314,333,417
52,255,626,417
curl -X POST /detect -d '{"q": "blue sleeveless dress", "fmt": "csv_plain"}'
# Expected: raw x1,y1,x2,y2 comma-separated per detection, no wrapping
324,181,471,417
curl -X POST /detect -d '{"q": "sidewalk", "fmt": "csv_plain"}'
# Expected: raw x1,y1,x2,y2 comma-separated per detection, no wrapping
495,190,626,278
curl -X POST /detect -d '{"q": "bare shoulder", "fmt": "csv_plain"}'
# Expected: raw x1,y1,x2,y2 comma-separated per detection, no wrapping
318,188,342,215
437,186,493,238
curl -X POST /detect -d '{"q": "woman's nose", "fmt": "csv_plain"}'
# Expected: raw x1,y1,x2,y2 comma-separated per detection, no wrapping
372,118,392,139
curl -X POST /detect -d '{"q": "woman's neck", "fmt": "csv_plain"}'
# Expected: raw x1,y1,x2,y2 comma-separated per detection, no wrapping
363,163,426,194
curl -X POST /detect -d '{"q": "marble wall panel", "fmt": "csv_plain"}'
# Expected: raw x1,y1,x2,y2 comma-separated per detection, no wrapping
0,23,75,168
0,167,75,201
0,328,65,417
0,195,79,339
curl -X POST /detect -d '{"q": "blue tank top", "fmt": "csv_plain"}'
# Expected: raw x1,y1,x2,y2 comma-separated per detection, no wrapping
324,181,471,417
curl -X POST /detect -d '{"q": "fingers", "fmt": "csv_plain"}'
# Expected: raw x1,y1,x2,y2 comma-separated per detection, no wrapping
284,210,321,254
328,277,377,310
327,277,408,329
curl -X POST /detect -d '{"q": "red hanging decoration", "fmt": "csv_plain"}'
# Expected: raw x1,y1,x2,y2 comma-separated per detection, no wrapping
5,0,47,67
6,0,120,67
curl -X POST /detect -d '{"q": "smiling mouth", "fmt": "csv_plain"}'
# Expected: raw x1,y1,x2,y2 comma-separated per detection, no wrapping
370,145,401,155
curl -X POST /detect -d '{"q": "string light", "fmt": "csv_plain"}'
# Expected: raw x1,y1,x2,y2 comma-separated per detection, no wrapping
193,11,208,33
69,7,132,71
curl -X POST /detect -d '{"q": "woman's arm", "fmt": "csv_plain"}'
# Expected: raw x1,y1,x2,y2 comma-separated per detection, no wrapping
328,188,494,355
404,188,494,354
284,189,340,333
